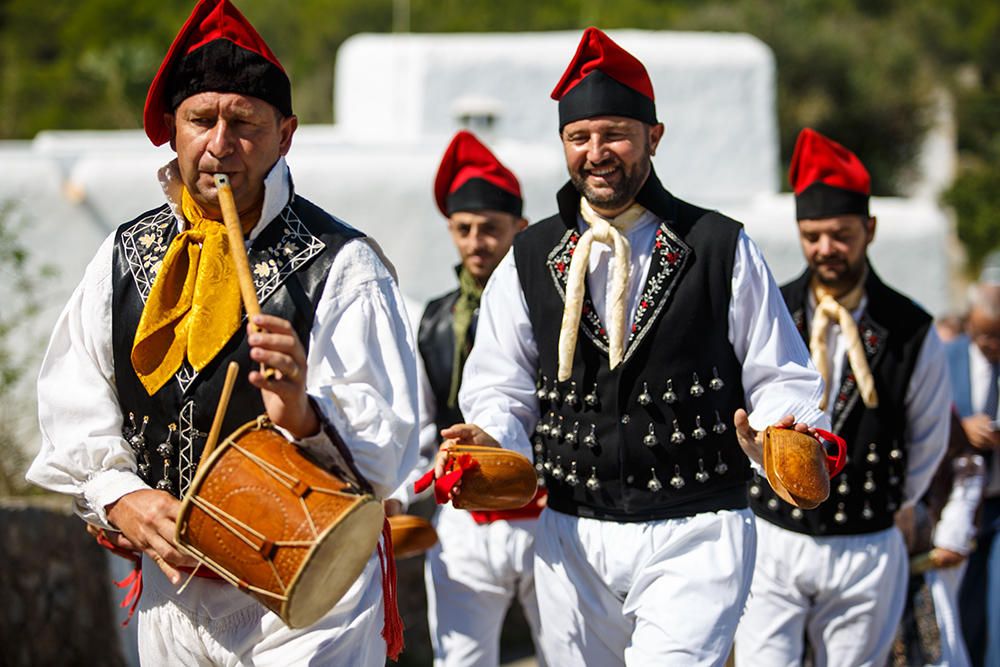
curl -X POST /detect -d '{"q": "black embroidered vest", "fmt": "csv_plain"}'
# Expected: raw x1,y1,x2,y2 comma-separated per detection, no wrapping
417,287,474,438
514,172,750,523
750,266,932,535
111,194,363,499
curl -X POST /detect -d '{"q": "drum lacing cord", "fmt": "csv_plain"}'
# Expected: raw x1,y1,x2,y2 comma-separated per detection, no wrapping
377,518,404,660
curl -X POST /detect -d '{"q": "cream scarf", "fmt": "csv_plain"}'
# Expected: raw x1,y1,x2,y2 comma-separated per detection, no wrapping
809,272,879,411
556,198,646,381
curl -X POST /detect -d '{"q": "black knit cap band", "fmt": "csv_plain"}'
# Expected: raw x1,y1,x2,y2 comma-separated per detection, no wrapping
795,182,870,221
167,39,292,116
558,70,657,130
446,178,523,218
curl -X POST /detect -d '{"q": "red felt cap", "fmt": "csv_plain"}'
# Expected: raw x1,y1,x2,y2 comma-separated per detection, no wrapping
789,128,871,220
550,27,657,128
143,0,291,146
434,131,523,218
789,128,870,196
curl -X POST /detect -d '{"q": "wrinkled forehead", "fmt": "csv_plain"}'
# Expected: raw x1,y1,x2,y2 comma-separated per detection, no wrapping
175,91,278,119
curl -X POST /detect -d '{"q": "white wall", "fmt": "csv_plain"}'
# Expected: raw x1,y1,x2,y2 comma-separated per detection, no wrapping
335,30,779,203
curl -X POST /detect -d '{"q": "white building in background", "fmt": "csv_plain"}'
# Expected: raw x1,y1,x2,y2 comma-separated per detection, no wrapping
0,29,957,442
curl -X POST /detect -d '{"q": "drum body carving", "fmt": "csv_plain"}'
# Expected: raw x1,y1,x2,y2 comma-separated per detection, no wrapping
176,416,384,628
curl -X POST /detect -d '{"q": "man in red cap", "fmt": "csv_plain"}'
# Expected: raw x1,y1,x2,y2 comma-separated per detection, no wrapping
443,28,830,665
389,130,543,666
26,1,417,663
734,128,951,666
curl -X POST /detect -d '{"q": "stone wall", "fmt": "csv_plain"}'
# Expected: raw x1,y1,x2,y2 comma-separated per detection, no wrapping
0,498,127,667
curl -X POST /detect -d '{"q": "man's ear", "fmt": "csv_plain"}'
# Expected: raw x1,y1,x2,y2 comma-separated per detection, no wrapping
866,215,877,244
163,113,177,151
648,122,665,155
516,217,529,232
279,114,298,156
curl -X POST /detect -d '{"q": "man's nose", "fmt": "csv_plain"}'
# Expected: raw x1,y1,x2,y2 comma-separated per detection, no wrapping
816,235,835,256
586,135,608,164
207,120,235,158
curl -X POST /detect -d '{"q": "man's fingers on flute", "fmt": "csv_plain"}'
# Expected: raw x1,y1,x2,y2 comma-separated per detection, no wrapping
250,313,295,334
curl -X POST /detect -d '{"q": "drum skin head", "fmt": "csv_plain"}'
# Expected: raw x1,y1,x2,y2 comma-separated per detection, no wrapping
763,426,830,510
284,499,385,628
448,445,538,511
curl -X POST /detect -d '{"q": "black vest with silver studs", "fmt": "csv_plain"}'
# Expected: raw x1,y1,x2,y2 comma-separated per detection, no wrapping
750,267,932,535
514,174,750,523
110,194,363,499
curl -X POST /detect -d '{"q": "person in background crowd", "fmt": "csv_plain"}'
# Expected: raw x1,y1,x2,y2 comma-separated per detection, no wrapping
391,130,543,667
947,274,1000,667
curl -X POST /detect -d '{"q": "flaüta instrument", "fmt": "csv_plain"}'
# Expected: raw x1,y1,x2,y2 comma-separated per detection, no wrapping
213,173,273,379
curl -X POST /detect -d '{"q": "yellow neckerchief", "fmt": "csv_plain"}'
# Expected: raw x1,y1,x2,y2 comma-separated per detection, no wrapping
809,271,878,411
556,198,646,381
130,188,243,395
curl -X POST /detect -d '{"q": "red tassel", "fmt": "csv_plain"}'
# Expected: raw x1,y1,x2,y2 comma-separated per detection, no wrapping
115,562,143,626
412,453,480,505
94,529,144,627
377,519,405,660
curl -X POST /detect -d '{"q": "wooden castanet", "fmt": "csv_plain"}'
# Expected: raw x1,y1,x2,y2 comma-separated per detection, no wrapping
388,514,438,559
446,445,538,511
176,417,383,628
762,426,844,510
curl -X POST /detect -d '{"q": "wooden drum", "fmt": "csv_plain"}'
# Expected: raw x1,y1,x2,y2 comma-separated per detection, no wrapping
175,416,384,628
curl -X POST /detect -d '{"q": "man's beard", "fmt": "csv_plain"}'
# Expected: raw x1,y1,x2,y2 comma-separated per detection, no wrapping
812,258,866,295
570,147,651,212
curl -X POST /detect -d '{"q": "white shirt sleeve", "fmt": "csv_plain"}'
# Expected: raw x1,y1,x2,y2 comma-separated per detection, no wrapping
27,233,150,528
932,454,986,554
388,348,438,508
297,238,419,500
728,231,830,432
901,327,951,507
458,250,539,459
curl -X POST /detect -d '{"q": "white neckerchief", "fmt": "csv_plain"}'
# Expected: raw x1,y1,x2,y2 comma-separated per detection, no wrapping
556,198,646,381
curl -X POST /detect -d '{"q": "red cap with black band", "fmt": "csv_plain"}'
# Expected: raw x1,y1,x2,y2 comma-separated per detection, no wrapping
143,0,292,147
789,128,871,221
550,27,657,130
434,130,523,218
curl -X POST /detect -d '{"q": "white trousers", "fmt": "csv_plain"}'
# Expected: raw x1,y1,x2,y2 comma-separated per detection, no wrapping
925,563,971,667
734,518,908,667
425,504,543,667
137,550,386,666
533,507,757,666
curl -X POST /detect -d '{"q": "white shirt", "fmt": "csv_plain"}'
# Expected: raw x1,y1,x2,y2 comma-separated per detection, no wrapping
27,158,420,527
806,291,951,509
967,342,1000,497
460,210,830,461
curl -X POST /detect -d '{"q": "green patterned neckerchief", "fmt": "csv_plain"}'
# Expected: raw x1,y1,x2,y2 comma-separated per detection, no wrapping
448,266,484,408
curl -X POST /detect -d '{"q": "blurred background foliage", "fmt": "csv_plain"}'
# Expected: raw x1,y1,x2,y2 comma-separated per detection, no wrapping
0,0,997,271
